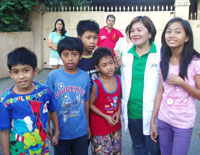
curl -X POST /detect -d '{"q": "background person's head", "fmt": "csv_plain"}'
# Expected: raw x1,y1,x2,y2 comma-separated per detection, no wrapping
106,14,116,30
77,20,100,53
128,16,156,47
53,18,67,36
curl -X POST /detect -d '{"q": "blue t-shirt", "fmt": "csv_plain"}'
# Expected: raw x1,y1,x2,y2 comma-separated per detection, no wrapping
0,82,57,155
46,68,90,140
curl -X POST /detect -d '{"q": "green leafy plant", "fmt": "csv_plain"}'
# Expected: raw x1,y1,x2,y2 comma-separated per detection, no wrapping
41,0,91,7
0,0,39,32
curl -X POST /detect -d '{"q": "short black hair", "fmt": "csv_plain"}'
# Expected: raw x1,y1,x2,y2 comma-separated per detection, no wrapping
93,47,114,66
7,47,37,71
106,14,116,21
76,20,100,36
57,37,84,56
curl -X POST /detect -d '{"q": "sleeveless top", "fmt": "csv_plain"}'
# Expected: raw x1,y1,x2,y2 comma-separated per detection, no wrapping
90,74,122,136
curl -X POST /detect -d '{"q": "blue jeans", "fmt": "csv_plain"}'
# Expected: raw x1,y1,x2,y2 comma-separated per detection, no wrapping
128,118,161,155
54,134,88,155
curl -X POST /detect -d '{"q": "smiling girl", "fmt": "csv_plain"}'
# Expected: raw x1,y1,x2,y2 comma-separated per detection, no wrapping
150,17,200,155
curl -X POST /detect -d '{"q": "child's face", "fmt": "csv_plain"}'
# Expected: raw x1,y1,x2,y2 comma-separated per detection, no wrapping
9,64,38,93
165,22,189,49
96,56,115,77
80,31,98,54
60,50,81,73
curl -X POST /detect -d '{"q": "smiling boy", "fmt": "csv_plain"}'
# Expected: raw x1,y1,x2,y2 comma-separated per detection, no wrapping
0,47,59,155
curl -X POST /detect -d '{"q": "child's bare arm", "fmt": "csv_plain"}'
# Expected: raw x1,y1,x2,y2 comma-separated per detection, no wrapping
85,100,91,139
49,111,59,146
150,76,164,143
0,129,10,155
90,84,116,126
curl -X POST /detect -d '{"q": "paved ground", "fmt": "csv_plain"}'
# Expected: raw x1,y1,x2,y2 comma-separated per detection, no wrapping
0,69,200,155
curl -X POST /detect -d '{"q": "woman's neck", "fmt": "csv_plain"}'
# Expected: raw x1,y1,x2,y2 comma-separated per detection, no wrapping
135,42,151,57
56,30,61,34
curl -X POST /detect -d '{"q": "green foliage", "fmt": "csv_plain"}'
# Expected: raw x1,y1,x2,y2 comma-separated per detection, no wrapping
41,0,91,7
0,0,39,32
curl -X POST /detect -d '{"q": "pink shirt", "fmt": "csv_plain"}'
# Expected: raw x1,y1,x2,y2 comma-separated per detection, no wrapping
97,26,124,53
158,58,200,129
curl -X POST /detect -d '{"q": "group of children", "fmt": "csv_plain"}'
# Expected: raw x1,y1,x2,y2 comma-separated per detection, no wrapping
0,16,200,155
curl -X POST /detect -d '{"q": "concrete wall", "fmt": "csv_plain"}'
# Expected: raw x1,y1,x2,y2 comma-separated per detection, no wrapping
189,20,200,52
0,32,33,78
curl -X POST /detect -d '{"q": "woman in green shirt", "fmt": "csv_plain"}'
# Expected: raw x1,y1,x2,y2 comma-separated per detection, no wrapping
120,16,160,155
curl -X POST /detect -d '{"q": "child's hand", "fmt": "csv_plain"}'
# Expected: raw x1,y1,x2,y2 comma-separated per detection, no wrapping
114,50,122,68
51,134,59,146
113,111,120,124
105,115,116,126
167,74,184,86
150,122,158,143
47,126,53,140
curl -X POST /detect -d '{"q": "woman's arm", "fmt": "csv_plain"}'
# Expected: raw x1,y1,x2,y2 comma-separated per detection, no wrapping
150,76,164,142
0,129,10,155
48,39,57,50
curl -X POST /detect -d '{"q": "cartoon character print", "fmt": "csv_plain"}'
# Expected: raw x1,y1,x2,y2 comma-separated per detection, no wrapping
24,129,44,155
28,100,47,149
62,93,82,122
10,129,44,155
105,96,118,116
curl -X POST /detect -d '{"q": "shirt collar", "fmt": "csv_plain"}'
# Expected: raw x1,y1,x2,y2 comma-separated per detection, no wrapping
128,42,157,55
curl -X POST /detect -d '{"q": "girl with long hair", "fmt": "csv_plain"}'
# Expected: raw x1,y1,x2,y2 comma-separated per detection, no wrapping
150,17,200,155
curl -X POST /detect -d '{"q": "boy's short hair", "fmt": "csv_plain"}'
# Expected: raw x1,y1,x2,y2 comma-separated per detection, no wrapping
57,36,84,56
7,47,37,71
93,47,114,66
76,20,100,37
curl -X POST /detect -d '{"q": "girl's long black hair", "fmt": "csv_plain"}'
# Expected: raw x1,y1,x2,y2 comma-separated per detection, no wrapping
160,17,200,81
52,18,67,36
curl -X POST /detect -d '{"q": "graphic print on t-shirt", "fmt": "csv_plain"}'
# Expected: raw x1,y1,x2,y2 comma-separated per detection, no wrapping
54,81,86,122
105,96,118,116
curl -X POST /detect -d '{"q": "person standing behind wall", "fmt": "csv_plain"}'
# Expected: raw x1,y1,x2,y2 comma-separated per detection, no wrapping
97,14,124,55
120,16,161,155
48,18,69,70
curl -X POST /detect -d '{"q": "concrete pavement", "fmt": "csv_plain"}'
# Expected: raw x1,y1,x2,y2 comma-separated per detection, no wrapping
0,69,199,155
